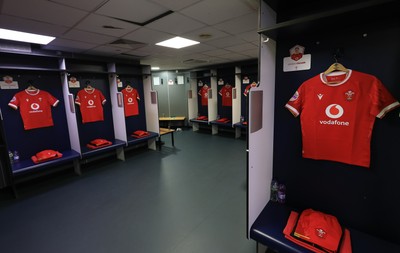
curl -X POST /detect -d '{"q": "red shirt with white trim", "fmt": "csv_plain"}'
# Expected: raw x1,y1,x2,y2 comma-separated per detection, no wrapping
198,85,209,106
122,86,140,117
285,70,400,168
75,88,106,123
219,84,233,106
8,89,59,130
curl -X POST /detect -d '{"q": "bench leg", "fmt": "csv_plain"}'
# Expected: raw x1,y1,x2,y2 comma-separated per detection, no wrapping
212,124,218,135
116,147,125,161
73,159,81,176
257,242,268,253
192,122,199,131
148,138,156,150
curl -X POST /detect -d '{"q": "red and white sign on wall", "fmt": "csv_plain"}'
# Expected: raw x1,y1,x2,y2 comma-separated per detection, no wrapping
283,45,311,72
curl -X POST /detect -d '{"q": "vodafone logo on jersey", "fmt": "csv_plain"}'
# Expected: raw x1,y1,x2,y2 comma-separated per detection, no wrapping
325,104,344,119
320,104,349,126
29,103,43,113
31,103,40,110
87,99,96,108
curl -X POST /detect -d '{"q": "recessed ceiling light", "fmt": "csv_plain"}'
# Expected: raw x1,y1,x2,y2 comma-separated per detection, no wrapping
0,28,55,45
151,67,160,70
156,36,199,49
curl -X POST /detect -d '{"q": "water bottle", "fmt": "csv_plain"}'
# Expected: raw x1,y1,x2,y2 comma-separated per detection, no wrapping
278,183,286,204
13,150,20,162
270,179,278,202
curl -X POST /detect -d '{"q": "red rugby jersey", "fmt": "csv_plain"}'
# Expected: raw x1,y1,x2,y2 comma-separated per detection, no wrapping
285,70,399,167
75,88,106,123
219,84,233,106
121,86,140,117
8,89,59,130
198,85,209,106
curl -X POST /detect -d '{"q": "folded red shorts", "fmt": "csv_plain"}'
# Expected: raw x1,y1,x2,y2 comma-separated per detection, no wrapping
283,210,352,253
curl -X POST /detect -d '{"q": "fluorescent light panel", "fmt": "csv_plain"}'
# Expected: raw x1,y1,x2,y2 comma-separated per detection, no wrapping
151,67,160,70
156,36,199,49
0,28,55,45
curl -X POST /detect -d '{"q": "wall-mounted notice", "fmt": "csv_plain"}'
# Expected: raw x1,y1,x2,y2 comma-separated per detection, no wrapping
0,75,18,89
177,76,184,85
283,45,311,72
68,76,80,88
153,76,161,86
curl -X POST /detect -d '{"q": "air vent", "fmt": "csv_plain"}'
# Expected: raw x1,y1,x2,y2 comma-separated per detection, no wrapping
110,39,145,46
183,59,209,64
120,53,148,58
109,39,147,50
102,25,123,29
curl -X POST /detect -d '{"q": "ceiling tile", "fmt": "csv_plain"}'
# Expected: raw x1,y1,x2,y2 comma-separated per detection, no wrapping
236,30,259,43
0,14,69,37
145,12,205,35
62,29,117,44
214,13,258,34
218,52,251,61
43,38,97,52
205,35,247,48
95,0,169,24
150,0,201,11
86,45,132,55
241,48,259,58
49,0,106,11
180,0,255,25
225,42,258,53
123,28,172,44
182,26,230,42
122,50,150,57
75,14,141,37
1,0,88,27
202,48,232,57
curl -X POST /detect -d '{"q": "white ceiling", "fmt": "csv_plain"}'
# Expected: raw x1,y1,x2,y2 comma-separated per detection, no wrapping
0,0,260,70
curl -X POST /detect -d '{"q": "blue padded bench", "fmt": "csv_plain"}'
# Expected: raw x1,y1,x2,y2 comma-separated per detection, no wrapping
9,150,81,197
80,139,126,159
250,201,400,253
11,150,81,176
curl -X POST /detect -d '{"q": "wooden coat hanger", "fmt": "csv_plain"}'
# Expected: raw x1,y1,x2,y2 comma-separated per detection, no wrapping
26,80,38,91
85,80,93,90
324,62,348,75
324,52,349,75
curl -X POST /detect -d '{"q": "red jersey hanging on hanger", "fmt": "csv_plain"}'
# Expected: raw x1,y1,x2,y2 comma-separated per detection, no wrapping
75,87,106,123
285,69,400,168
121,86,140,117
219,84,233,106
8,88,59,130
198,84,210,106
